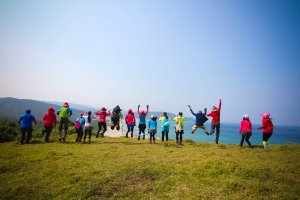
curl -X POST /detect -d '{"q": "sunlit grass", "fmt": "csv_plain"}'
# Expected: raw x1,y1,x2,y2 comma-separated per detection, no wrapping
0,134,299,199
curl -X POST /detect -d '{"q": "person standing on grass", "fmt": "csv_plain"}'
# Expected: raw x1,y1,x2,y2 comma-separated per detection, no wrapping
110,105,123,131
188,105,209,135
207,99,222,144
137,105,149,140
57,102,72,142
258,113,274,149
94,107,111,138
74,113,85,142
83,111,94,144
125,109,136,138
159,112,170,143
239,114,253,148
18,109,36,144
148,115,157,144
43,107,57,143
173,112,185,145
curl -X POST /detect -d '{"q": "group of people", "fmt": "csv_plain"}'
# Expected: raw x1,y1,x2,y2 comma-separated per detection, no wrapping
18,99,274,148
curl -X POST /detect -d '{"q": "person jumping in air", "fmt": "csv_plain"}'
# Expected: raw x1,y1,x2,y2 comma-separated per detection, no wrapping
57,102,72,142
159,112,170,143
43,107,57,143
110,105,123,131
207,99,222,144
18,109,37,144
188,105,209,135
174,112,185,145
148,115,157,144
94,107,111,138
239,114,253,148
125,109,136,138
74,113,85,142
137,105,149,140
83,111,94,144
258,113,274,149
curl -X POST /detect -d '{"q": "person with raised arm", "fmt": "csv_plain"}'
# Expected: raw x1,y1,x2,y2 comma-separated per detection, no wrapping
137,105,149,140
207,99,222,144
188,105,209,135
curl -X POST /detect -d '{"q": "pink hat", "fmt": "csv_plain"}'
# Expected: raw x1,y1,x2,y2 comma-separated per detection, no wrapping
260,113,270,119
140,110,145,115
243,114,249,119
80,112,84,117
63,102,69,107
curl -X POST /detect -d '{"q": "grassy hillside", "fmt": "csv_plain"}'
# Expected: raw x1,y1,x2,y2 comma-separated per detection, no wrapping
0,135,299,200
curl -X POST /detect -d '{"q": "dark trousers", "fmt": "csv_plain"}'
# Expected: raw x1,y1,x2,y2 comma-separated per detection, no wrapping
149,129,156,144
58,118,69,139
75,127,83,142
240,132,252,147
138,124,146,140
97,122,107,137
263,132,273,142
111,120,120,130
126,126,134,138
44,126,53,142
84,127,92,143
162,131,169,142
210,122,220,143
20,127,33,144
176,131,183,144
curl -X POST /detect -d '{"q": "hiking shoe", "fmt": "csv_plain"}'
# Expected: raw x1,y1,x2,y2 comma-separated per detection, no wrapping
59,138,62,142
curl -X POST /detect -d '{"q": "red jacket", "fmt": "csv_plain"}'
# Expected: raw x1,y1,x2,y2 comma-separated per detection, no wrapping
258,118,273,133
125,113,136,125
207,101,221,123
239,120,252,133
43,109,57,127
94,110,111,122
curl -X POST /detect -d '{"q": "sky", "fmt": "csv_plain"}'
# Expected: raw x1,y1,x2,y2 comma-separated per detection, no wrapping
0,0,299,126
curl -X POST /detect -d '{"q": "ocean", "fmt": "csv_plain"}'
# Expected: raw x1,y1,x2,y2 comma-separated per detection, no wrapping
129,119,300,144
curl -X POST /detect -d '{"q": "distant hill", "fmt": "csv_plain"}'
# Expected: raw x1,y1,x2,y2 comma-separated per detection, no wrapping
0,97,193,122
0,97,84,121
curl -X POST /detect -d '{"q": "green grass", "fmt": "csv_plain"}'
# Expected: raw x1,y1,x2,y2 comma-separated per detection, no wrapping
0,134,300,200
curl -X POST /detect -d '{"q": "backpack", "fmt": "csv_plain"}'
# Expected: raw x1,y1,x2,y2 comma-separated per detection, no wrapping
175,116,183,131
74,121,81,129
162,118,170,127
59,107,69,118
111,111,120,121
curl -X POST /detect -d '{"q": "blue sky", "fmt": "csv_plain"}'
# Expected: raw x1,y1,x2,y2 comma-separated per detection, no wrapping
0,0,299,126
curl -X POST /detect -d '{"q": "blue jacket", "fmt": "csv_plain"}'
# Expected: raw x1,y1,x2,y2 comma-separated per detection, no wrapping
148,119,157,130
139,115,146,125
190,108,208,126
76,117,85,127
19,114,36,128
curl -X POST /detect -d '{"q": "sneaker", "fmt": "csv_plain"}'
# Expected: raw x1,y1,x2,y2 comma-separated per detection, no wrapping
215,141,218,144
59,138,62,142
205,131,209,136
63,138,65,142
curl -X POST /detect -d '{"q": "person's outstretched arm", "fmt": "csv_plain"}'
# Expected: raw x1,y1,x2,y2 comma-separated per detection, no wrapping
138,105,140,115
145,105,149,115
204,108,207,115
218,99,222,114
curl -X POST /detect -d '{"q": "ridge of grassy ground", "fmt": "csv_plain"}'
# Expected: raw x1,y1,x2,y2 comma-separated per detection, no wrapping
0,135,300,200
